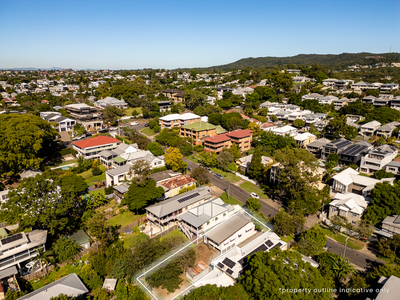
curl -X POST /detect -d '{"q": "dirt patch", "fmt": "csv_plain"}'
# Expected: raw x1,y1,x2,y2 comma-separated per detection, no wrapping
152,273,192,300
209,184,224,198
195,242,220,265
62,154,75,162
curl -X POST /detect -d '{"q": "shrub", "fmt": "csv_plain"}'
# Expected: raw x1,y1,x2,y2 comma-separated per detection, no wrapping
92,166,102,176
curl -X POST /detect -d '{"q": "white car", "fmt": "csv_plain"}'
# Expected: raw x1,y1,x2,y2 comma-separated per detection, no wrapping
130,122,139,126
250,192,259,199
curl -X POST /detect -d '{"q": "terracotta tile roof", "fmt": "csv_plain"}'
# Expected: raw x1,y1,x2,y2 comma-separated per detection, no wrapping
158,175,196,190
226,129,253,138
249,85,258,89
204,133,231,143
260,122,275,129
395,156,400,162
73,136,120,149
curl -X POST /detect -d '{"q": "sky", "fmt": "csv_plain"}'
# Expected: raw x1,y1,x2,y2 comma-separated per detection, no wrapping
0,0,399,70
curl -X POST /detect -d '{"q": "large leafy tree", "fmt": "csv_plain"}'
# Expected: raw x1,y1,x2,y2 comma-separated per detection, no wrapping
0,114,59,178
274,147,322,214
183,90,206,110
239,249,334,300
0,175,83,234
52,236,81,263
190,167,209,185
123,179,164,212
164,147,186,171
248,147,264,181
217,149,234,171
252,131,297,154
297,227,327,256
366,107,400,125
58,174,88,196
324,116,358,139
185,284,249,300
146,142,164,156
273,209,305,237
364,182,400,225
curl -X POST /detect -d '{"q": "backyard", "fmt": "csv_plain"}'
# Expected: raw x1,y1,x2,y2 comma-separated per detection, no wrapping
124,107,143,116
108,210,142,228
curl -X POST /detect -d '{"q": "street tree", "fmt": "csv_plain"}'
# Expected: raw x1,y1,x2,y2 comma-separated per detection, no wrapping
165,147,186,172
246,198,261,212
353,220,374,240
190,167,209,185
273,209,305,237
217,149,234,171
239,249,334,300
297,227,327,256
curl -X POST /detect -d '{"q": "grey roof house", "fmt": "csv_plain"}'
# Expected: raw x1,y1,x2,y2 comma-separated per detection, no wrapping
376,122,399,138
17,273,88,300
321,138,353,160
339,141,373,165
384,161,400,175
306,138,331,158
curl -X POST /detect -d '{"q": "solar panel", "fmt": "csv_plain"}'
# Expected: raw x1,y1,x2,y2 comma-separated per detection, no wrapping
222,257,236,268
178,192,200,203
1,233,23,245
272,242,283,249
265,240,273,247
217,262,224,269
238,258,245,266
226,268,233,275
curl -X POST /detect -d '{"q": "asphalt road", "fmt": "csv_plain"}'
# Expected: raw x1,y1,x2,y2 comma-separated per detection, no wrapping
326,239,384,269
183,158,279,217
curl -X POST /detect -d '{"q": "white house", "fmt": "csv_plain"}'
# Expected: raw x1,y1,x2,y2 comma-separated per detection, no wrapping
72,136,121,159
360,145,398,175
332,167,395,196
40,111,76,132
360,121,381,136
271,125,298,137
328,192,370,224
94,96,128,109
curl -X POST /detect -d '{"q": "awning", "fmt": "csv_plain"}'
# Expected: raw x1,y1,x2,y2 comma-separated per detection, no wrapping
0,266,18,280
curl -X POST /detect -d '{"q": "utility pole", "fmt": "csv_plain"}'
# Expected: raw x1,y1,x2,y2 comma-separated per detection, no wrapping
343,237,349,258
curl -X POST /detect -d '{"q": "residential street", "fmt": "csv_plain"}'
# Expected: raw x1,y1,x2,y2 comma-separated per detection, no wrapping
183,157,279,217
326,238,385,269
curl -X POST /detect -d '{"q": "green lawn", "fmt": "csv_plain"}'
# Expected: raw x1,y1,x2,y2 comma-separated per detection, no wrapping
315,224,364,250
98,199,116,212
108,210,141,228
30,262,82,290
211,168,241,183
186,154,201,163
240,181,268,199
84,173,106,186
124,107,142,116
220,192,243,206
78,165,106,180
122,226,149,249
89,188,105,197
53,160,77,167
160,229,187,241
141,127,156,136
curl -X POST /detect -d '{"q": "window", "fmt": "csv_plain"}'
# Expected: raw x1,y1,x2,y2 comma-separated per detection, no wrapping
352,213,358,218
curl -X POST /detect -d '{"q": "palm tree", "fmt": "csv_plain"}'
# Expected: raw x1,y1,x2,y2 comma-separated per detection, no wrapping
331,253,354,284
33,248,51,275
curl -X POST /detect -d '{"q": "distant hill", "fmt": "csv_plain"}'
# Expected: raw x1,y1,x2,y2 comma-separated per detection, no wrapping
0,66,63,71
203,52,400,71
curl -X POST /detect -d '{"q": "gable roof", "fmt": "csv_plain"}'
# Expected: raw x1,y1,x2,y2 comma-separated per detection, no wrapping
206,213,252,245
361,120,381,129
146,186,212,218
330,192,369,214
18,273,88,300
73,136,120,149
179,198,234,228
181,121,216,131
158,175,196,190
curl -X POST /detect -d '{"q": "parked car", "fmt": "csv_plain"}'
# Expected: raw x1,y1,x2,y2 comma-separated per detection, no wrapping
144,123,149,127
205,167,212,173
250,192,259,199
187,167,192,172
215,173,223,180
130,121,139,126
121,124,128,128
